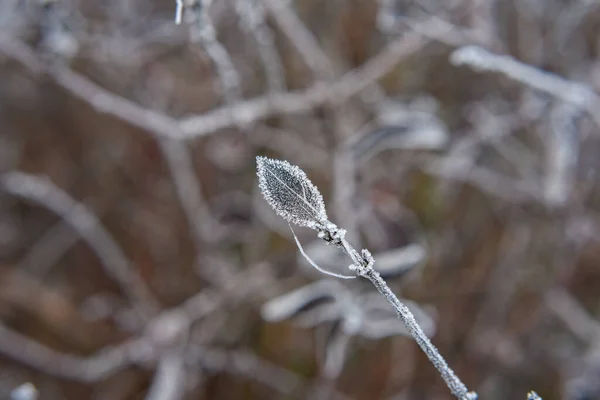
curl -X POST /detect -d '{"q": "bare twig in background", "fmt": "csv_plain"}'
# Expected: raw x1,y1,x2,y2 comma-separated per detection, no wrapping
19,219,80,277
189,346,352,400
451,45,600,128
187,0,242,104
145,350,186,400
157,138,221,245
179,26,428,137
544,103,582,207
174,0,184,25
260,0,334,79
0,172,160,321
0,30,425,140
235,0,285,92
546,288,600,344
0,323,148,383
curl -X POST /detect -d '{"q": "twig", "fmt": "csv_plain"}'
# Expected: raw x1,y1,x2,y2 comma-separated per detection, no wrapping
450,45,600,129
189,346,352,400
180,28,427,138
0,32,426,140
188,0,242,104
234,0,285,92
0,323,148,383
145,350,186,400
157,138,221,245
260,0,333,79
19,219,79,277
174,0,184,25
0,172,160,321
418,153,540,202
546,288,600,344
345,242,475,400
544,103,581,207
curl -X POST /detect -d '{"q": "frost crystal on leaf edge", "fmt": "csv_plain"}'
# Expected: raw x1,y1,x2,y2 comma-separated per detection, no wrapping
256,156,328,229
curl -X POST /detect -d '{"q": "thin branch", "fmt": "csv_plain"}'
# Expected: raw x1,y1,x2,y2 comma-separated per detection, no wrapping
174,0,184,25
544,103,581,207
0,172,160,321
234,0,285,92
0,32,426,140
260,0,334,79
289,223,356,279
51,65,181,138
157,138,222,245
451,45,600,129
179,29,428,138
546,288,600,344
189,346,352,400
188,0,242,104
347,244,475,400
145,350,186,400
0,323,148,383
19,219,79,277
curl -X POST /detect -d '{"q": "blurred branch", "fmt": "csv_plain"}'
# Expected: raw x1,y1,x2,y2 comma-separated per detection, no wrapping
418,153,540,202
190,346,352,400
546,288,600,344
260,0,333,79
0,172,160,321
544,103,582,207
19,219,79,277
451,45,600,129
145,350,186,400
0,29,426,140
179,28,427,137
0,35,44,75
157,138,222,246
0,34,181,138
187,0,242,104
235,0,285,92
0,323,148,383
0,267,112,350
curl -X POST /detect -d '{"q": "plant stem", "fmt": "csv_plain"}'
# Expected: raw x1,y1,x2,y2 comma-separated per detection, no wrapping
337,235,475,400
362,267,473,400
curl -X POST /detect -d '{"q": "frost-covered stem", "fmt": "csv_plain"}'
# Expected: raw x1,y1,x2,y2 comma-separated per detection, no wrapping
337,234,474,400
361,268,472,399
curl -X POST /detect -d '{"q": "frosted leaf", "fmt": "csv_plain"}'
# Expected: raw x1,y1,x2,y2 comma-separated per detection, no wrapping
256,156,327,228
